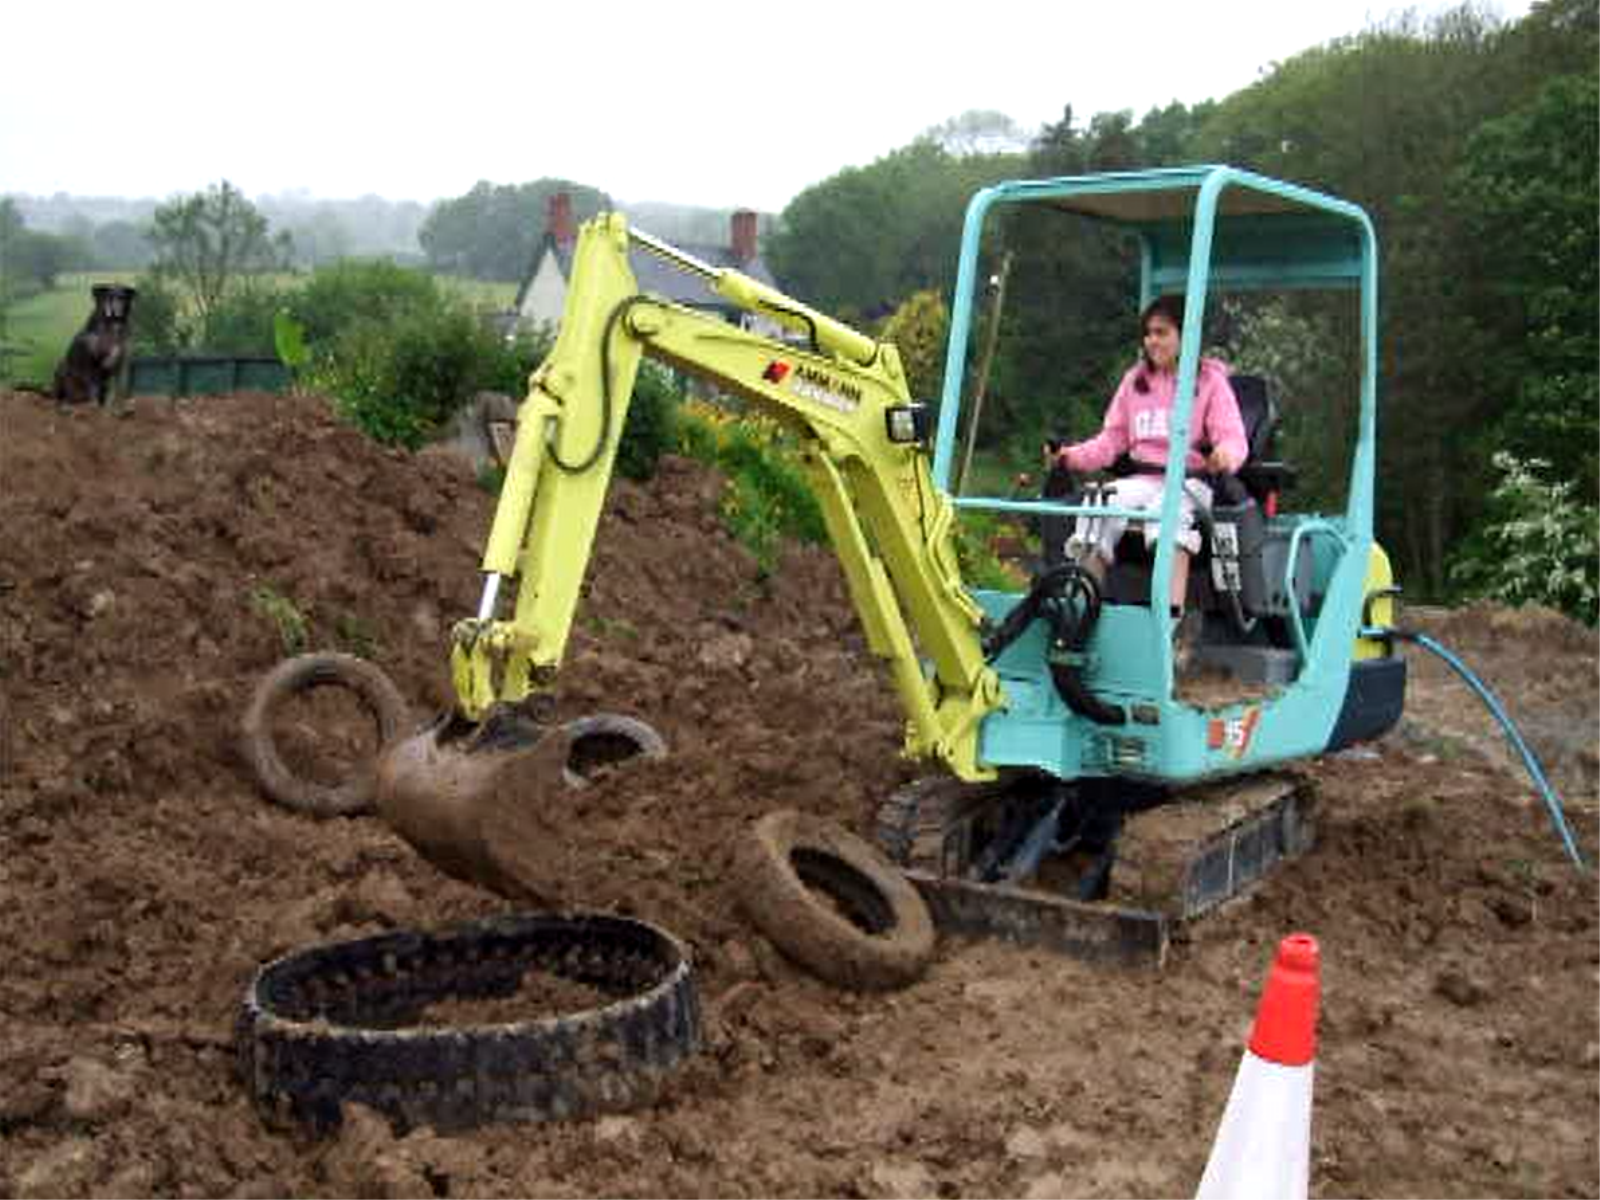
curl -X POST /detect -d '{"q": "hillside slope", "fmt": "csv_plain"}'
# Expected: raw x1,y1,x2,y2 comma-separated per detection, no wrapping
1,390,1595,1198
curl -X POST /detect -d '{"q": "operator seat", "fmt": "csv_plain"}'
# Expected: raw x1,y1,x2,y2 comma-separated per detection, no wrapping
1227,373,1296,512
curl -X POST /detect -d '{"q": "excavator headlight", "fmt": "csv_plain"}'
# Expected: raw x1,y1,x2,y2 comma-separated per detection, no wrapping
885,404,931,445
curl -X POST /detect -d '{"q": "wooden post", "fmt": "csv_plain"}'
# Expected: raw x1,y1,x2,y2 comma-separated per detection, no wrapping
956,250,1012,496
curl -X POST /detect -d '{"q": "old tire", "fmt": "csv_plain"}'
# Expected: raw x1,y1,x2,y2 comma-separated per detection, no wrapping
237,911,700,1134
734,809,935,991
241,652,410,817
561,713,668,789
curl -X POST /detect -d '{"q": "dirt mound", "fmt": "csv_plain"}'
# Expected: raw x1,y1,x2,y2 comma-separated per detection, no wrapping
2,389,1595,1198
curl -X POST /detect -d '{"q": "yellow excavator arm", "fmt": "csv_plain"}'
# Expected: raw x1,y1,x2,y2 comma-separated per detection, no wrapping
452,213,1003,781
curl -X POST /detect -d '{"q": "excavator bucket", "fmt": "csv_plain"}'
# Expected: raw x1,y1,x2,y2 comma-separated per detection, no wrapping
373,711,575,903
373,708,670,901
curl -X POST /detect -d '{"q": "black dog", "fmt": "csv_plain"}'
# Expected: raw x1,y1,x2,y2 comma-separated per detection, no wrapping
53,284,137,406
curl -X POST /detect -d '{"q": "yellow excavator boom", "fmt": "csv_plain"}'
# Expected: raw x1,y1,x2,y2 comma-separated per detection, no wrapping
452,213,1004,782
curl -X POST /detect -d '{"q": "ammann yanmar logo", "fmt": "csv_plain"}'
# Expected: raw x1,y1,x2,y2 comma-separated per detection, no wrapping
787,363,861,414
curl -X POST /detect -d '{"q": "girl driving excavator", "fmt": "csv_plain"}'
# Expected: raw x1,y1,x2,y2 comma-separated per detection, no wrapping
1045,293,1248,641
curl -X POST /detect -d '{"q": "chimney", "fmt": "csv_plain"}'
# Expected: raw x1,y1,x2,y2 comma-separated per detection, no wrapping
730,209,758,264
547,191,576,246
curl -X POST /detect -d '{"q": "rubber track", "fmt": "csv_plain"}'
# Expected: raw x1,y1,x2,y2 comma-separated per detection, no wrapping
876,776,1015,875
236,912,700,1134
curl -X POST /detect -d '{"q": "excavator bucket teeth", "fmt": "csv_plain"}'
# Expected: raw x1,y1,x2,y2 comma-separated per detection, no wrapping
374,711,574,903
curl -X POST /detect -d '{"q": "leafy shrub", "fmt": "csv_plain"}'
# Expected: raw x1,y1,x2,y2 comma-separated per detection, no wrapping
676,401,826,574
284,259,442,348
1449,452,1598,626
614,362,680,482
879,288,949,401
306,301,510,449
288,255,565,451
671,398,1027,590
479,326,551,395
951,509,1030,592
249,585,309,654
128,270,188,356
200,282,285,355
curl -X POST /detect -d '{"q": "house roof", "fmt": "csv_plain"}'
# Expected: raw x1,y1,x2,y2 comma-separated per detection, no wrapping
513,229,779,318
629,239,778,310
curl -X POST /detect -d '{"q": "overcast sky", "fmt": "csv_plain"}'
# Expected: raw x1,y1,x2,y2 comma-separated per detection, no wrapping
3,0,1533,213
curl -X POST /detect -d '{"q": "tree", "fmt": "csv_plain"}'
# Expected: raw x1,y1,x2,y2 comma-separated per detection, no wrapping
1454,70,1598,501
1190,5,1531,597
0,199,86,294
880,288,950,402
0,198,26,301
90,220,154,270
766,138,1021,320
147,181,289,328
419,179,610,280
921,110,1032,157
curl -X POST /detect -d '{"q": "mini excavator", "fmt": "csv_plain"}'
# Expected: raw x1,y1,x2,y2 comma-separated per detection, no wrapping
374,166,1408,951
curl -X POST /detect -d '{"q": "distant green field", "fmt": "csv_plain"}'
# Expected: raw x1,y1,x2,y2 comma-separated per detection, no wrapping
2,271,519,389
440,277,518,307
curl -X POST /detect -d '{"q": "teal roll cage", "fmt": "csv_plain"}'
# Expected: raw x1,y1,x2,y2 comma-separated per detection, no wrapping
929,165,1383,781
934,165,1378,631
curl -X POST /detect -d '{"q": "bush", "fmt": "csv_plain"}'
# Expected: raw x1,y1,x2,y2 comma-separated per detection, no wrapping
128,270,189,356
1449,452,1598,626
615,362,680,482
306,301,512,449
676,402,826,574
200,282,285,355
285,259,443,349
951,509,1029,592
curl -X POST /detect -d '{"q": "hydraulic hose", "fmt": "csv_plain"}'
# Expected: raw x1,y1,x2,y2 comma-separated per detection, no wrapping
1385,627,1588,871
984,564,1125,726
548,295,648,476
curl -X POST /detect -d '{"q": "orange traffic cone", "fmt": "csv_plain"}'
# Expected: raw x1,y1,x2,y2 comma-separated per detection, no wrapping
1195,933,1321,1200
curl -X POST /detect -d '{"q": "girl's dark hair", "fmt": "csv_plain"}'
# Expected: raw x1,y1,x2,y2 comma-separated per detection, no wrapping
1133,293,1187,394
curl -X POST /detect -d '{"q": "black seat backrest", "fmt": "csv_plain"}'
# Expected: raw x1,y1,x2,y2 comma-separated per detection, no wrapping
1228,373,1277,465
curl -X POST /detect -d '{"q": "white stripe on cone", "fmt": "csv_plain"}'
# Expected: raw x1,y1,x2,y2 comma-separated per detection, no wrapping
1194,1054,1313,1200
1195,933,1320,1200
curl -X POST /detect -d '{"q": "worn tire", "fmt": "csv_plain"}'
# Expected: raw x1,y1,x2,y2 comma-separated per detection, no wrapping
241,652,410,817
733,809,935,991
237,911,700,1134
561,713,668,789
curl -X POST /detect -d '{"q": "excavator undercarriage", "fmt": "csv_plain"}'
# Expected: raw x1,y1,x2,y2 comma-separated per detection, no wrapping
874,768,1313,965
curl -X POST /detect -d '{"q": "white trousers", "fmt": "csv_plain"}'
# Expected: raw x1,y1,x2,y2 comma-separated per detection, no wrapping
1082,474,1213,563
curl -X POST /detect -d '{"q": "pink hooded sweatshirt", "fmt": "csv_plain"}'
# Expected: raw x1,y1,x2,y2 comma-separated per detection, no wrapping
1062,357,1248,475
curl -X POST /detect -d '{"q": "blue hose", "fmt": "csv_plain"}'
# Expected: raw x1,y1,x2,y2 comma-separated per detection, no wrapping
1385,628,1589,871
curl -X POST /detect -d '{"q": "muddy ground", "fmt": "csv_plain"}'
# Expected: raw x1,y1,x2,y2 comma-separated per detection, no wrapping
1,389,1596,1199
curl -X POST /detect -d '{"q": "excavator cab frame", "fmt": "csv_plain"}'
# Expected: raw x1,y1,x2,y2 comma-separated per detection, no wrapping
933,165,1403,786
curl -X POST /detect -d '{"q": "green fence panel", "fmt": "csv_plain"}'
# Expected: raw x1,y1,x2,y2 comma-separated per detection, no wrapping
236,359,291,392
182,360,236,395
128,359,180,396
127,356,290,397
